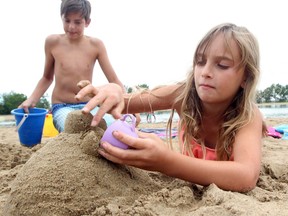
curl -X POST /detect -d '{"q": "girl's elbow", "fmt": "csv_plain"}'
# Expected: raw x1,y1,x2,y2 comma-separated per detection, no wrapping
237,170,260,192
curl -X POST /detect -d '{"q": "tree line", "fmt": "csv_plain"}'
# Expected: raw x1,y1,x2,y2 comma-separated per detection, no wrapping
256,84,288,103
0,83,287,115
0,92,50,115
0,84,150,115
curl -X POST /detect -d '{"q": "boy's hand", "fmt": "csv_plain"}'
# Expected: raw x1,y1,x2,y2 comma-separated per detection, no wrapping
18,100,36,113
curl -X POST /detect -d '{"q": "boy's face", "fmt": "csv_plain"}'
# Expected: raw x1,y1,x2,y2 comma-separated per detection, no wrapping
61,12,90,39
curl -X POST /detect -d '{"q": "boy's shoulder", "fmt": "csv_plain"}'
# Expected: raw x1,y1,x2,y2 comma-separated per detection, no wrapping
46,34,65,41
85,35,103,44
45,34,102,44
44,34,65,46
83,36,106,50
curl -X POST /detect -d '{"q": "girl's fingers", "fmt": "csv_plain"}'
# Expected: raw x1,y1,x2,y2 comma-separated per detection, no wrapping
112,131,140,149
77,80,91,89
98,143,125,164
75,84,99,102
75,82,124,126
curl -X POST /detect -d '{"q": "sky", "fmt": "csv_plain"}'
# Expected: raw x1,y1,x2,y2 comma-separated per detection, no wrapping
1,0,287,99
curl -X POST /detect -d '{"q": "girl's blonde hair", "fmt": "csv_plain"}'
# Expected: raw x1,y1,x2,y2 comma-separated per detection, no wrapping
169,23,262,160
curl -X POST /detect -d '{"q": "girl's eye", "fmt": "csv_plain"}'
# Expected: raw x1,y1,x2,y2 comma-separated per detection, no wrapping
218,64,229,69
196,59,206,66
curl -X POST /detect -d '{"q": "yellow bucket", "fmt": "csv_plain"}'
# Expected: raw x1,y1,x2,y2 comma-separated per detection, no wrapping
43,114,59,137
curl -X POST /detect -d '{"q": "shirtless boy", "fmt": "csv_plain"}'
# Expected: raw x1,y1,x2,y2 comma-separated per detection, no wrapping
19,0,127,132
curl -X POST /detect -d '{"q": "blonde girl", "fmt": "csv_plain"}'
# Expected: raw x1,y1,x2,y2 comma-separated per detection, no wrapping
76,23,266,192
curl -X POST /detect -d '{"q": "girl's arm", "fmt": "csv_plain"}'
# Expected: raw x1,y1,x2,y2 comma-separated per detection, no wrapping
76,82,183,125
99,107,263,192
168,107,263,191
123,83,183,114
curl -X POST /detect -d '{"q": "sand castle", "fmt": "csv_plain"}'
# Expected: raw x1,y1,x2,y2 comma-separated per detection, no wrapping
4,111,288,215
3,111,162,215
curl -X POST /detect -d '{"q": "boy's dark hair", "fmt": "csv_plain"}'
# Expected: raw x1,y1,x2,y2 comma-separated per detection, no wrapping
60,0,91,22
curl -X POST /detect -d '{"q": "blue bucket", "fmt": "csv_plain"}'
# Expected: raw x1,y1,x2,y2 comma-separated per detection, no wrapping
11,108,48,147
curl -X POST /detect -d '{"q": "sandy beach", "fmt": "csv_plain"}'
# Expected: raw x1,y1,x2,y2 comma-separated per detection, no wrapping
0,114,288,216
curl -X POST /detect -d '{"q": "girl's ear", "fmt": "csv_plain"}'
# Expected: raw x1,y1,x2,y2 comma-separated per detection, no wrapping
240,72,248,88
240,79,246,88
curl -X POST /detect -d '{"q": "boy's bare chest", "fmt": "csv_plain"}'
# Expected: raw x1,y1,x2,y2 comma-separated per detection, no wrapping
53,46,97,72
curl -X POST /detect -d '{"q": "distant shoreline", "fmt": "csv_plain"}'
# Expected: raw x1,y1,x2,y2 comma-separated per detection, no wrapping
257,102,288,107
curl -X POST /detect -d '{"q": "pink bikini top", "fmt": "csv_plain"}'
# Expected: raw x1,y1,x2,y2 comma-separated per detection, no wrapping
179,129,217,160
189,142,217,160
188,141,234,161
179,127,234,161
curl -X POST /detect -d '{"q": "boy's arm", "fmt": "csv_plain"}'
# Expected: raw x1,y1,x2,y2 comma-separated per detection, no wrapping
95,39,126,93
94,38,142,124
19,36,55,112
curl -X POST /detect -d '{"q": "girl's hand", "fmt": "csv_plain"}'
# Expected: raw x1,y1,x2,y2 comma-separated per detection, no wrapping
98,131,171,172
75,81,125,126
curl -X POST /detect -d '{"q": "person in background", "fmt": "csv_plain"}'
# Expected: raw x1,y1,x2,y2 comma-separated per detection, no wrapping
76,23,267,192
146,111,156,123
18,0,139,132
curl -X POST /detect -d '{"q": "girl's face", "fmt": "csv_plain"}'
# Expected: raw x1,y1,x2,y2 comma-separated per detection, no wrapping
62,12,90,40
194,33,246,107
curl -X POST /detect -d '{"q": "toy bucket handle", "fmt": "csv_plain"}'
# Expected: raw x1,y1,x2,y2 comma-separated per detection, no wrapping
121,114,136,131
15,114,28,132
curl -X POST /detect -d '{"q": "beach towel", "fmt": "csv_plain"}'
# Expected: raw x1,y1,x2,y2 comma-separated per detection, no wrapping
139,128,178,139
267,126,282,139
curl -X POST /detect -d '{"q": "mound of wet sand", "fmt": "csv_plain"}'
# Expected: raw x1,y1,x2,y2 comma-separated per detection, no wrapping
3,111,162,215
1,115,288,215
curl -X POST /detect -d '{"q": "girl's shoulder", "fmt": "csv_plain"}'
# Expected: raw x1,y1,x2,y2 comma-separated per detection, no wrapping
253,104,265,122
237,104,264,135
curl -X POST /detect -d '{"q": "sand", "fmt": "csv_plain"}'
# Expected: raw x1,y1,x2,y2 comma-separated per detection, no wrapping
0,113,288,216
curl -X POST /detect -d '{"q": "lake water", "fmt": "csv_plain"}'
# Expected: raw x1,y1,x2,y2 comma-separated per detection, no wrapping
1,105,288,127
141,105,288,123
259,107,288,118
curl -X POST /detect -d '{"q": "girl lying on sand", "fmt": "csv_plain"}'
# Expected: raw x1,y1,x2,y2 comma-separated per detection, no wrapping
76,23,267,192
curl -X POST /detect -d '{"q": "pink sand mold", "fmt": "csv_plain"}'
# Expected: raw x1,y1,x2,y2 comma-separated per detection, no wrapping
101,114,138,149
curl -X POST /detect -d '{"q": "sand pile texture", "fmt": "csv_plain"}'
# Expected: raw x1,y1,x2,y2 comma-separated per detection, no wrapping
1,115,288,215
3,111,162,215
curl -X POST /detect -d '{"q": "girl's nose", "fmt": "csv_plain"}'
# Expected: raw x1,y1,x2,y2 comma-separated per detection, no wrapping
201,63,213,78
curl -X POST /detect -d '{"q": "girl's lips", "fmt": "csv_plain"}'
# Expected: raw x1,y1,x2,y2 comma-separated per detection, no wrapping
199,84,214,89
